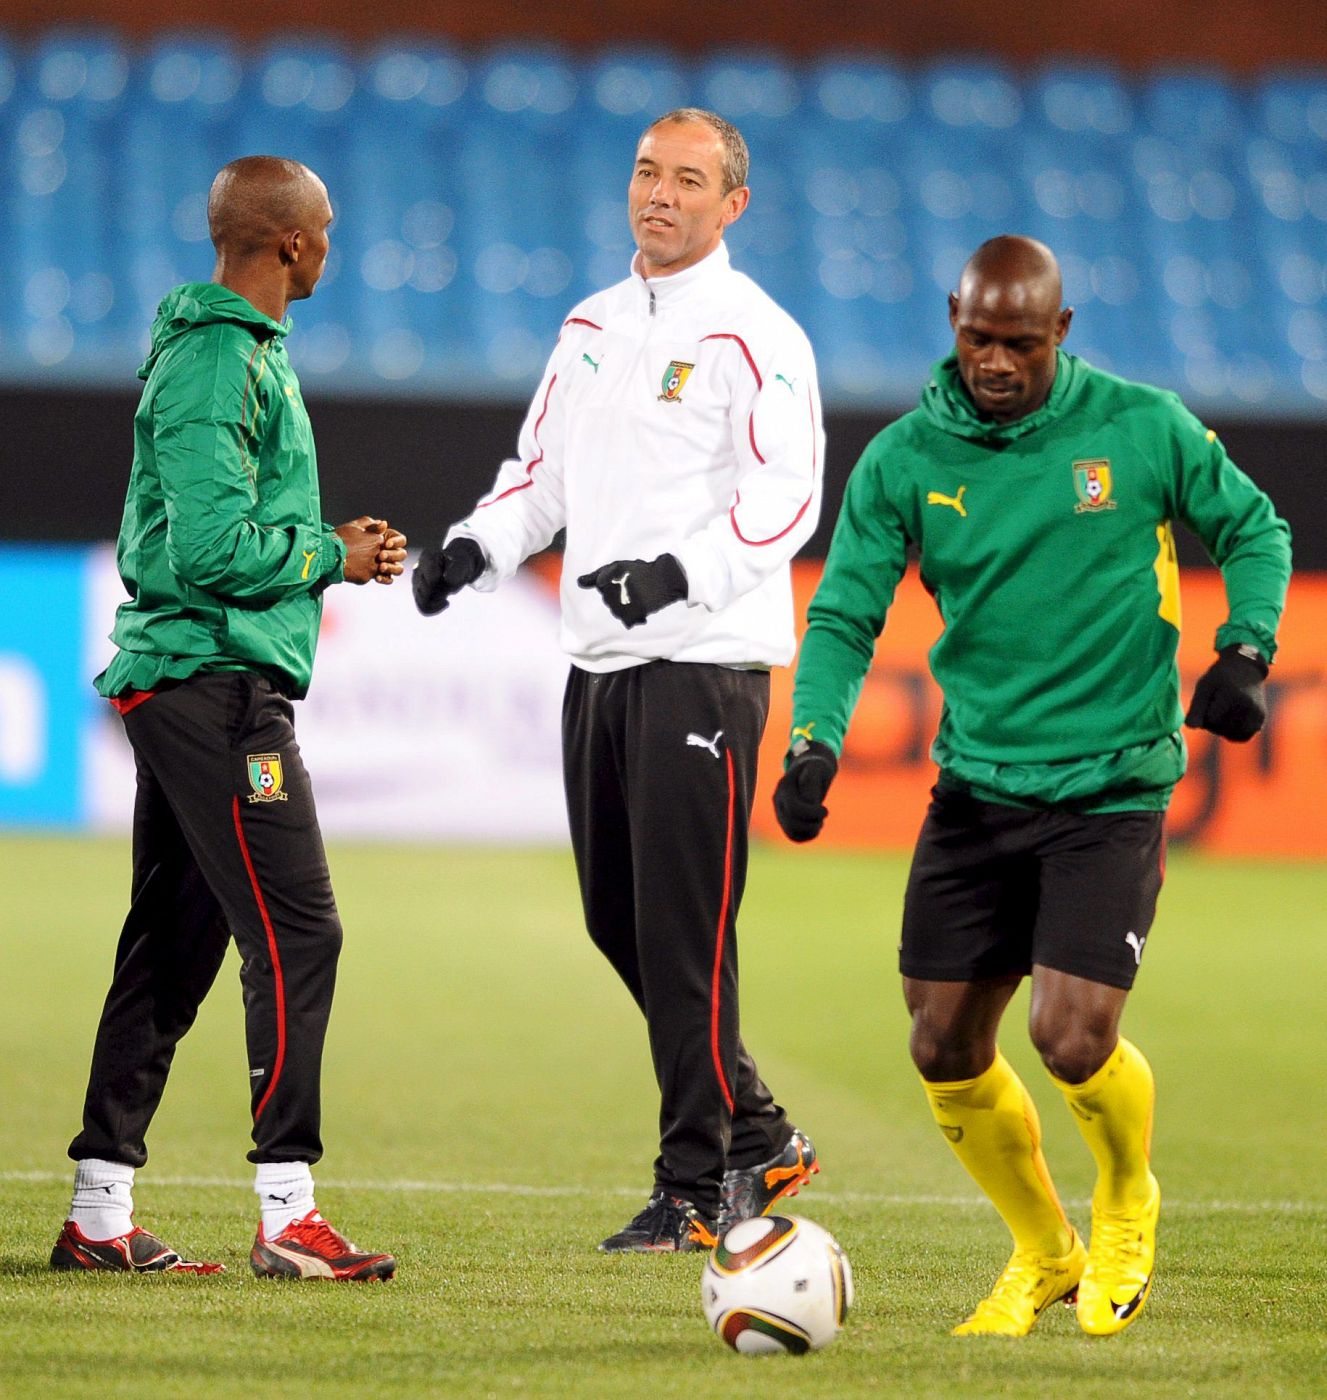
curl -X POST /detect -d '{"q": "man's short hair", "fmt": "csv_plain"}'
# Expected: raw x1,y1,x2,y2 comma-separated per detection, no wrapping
208,155,320,258
644,108,749,194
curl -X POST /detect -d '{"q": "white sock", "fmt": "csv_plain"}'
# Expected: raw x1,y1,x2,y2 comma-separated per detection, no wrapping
255,1162,316,1239
70,1158,135,1240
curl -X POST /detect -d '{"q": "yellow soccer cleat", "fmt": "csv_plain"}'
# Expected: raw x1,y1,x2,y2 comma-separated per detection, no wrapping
1077,1174,1161,1336
952,1231,1087,1337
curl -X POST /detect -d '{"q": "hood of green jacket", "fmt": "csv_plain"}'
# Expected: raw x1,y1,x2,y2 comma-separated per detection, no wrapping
919,349,1083,443
137,282,289,380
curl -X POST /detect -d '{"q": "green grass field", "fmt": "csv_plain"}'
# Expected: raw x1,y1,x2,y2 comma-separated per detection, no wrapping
1,835,1324,1397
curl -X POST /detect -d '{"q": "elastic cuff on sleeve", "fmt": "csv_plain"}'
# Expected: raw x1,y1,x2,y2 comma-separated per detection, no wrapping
322,528,347,584
1213,621,1276,664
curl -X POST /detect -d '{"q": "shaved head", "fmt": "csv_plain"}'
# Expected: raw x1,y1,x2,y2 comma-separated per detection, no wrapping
207,155,334,316
957,235,1063,322
948,235,1072,423
207,156,328,259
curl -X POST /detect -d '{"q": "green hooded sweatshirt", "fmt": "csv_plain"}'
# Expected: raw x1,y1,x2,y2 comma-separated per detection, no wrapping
791,352,1292,811
95,283,346,701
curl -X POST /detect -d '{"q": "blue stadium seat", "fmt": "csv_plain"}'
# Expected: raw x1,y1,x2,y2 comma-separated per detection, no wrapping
11,29,130,374
110,33,244,357
793,57,933,397
1242,70,1327,401
0,34,20,369
583,45,687,131
0,33,15,109
576,48,688,292
1120,70,1272,396
0,32,1323,412
905,58,1027,283
692,52,805,311
223,38,362,361
330,39,475,389
458,44,584,389
1026,61,1134,143
1251,67,1327,147
1008,67,1150,378
918,55,1025,134
1139,67,1249,153
695,48,804,129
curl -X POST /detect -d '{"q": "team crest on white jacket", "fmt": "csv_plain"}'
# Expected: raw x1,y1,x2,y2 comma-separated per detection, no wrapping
659,360,695,403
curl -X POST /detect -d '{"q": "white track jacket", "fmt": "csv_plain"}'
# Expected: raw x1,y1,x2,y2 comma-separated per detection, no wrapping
449,242,825,673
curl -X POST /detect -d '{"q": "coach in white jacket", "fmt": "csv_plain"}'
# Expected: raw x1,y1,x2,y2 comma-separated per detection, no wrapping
415,108,825,1252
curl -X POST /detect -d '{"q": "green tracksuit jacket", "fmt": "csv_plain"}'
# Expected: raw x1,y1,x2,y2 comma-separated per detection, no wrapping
95,283,346,701
791,352,1292,811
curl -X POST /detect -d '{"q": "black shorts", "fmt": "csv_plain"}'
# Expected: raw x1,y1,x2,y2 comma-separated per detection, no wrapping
899,787,1165,991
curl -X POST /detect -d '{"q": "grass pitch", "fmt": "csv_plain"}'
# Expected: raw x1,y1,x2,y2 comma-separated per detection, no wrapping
1,835,1324,1397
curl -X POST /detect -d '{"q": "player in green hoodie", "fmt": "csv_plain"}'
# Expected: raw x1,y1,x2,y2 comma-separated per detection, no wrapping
775,236,1290,1338
52,158,405,1282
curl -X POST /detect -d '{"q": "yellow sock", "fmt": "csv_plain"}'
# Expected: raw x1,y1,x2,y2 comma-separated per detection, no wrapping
1050,1037,1155,1212
923,1051,1073,1256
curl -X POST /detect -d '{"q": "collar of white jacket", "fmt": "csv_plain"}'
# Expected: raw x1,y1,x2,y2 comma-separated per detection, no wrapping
629,240,731,310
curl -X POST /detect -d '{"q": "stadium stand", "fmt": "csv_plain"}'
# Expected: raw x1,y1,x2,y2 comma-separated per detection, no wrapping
1,26,1324,412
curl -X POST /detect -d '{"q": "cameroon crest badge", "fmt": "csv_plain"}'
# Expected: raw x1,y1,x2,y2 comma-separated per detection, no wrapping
247,753,288,803
1073,459,1117,513
658,360,694,403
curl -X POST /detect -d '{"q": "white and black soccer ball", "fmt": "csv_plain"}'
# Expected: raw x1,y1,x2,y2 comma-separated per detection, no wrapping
701,1215,853,1355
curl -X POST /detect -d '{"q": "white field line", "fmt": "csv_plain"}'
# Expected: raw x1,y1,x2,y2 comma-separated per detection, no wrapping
1,1170,1322,1215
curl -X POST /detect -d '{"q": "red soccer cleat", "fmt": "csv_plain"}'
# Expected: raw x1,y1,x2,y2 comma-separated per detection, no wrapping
250,1210,396,1281
50,1219,225,1274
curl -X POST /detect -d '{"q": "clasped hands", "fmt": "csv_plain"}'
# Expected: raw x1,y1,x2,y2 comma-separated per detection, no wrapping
336,517,408,585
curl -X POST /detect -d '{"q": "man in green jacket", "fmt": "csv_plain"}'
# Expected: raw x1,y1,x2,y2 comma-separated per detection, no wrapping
52,157,405,1281
774,236,1290,1338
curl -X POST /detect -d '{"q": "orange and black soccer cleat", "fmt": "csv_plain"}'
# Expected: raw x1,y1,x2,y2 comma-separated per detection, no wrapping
718,1126,820,1235
597,1192,718,1253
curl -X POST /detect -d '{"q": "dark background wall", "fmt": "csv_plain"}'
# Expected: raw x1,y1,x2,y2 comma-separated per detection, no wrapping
2,0,1325,73
9,386,1318,567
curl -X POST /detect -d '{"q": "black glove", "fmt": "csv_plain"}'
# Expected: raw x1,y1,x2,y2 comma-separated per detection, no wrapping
1184,644,1269,742
412,536,486,616
576,553,687,628
773,738,839,842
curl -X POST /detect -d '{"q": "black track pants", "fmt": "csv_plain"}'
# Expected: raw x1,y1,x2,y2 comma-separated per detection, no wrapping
562,661,790,1218
69,672,342,1168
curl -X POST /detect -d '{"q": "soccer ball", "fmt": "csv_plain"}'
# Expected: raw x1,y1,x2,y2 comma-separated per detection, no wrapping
701,1216,853,1355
